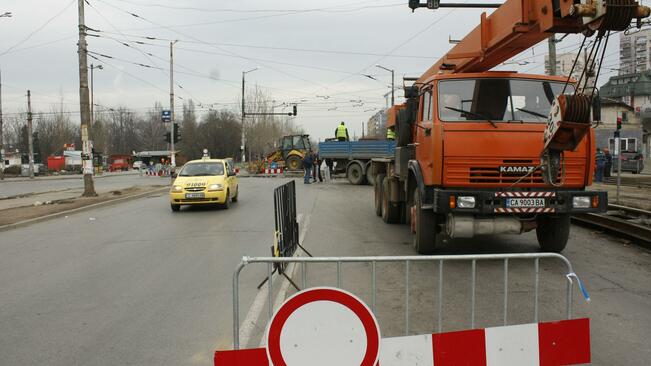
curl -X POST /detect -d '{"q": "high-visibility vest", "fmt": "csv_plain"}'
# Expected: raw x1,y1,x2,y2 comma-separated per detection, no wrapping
336,125,347,139
386,128,396,140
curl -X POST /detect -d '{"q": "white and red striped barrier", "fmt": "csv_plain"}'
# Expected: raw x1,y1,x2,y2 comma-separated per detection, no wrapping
264,168,284,175
495,192,556,198
494,207,556,213
215,288,590,366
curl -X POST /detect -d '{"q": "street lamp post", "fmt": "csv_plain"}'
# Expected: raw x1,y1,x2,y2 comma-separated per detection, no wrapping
241,67,258,163
89,64,103,128
169,40,179,168
376,64,395,106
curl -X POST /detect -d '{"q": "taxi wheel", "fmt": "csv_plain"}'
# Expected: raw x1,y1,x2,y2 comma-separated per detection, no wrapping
223,191,231,209
171,204,180,212
232,187,238,202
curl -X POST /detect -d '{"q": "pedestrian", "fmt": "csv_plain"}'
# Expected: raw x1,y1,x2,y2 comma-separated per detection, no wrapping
386,126,396,141
603,148,612,178
595,148,605,182
303,152,314,184
321,158,330,183
312,152,323,183
335,121,349,142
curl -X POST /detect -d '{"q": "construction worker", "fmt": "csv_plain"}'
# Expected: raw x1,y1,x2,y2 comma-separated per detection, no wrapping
386,126,396,141
335,121,349,142
594,148,605,182
603,148,612,178
303,151,314,184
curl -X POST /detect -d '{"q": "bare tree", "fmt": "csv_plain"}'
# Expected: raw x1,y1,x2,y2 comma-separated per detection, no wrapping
108,107,141,154
243,86,304,160
178,100,202,159
34,105,77,162
198,110,241,159
138,103,167,152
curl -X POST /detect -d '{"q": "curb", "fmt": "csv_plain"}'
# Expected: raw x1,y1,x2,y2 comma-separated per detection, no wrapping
0,171,140,183
0,186,169,232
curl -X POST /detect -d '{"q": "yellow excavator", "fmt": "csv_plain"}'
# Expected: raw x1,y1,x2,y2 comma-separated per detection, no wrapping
266,134,312,171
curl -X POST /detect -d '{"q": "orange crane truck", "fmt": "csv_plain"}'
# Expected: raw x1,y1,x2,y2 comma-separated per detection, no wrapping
373,0,650,253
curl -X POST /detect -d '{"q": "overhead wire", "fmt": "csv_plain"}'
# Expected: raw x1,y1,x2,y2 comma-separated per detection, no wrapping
111,1,403,31
89,31,383,78
302,1,466,102
92,0,337,91
0,0,76,57
108,0,402,14
91,29,439,59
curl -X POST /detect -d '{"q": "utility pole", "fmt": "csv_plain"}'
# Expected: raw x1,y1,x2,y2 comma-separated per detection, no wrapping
27,90,34,179
548,36,557,76
169,40,178,167
0,68,4,180
241,67,258,163
77,0,96,196
241,72,246,163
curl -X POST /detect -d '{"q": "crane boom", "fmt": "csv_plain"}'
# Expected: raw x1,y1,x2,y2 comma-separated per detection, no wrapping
415,0,651,83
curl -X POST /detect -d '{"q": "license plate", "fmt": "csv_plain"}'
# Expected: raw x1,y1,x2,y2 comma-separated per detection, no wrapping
506,198,546,208
185,193,205,199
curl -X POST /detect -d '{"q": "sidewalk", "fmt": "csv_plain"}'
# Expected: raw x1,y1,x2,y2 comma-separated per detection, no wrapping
0,184,168,228
0,170,140,183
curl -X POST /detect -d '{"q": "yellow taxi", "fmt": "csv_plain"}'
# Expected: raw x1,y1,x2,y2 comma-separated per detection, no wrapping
169,158,238,211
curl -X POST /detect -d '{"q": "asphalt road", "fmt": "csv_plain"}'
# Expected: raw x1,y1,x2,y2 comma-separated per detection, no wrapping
0,177,316,365
0,172,160,198
1,177,650,365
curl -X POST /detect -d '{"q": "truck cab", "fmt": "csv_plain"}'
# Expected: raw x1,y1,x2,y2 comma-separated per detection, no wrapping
373,72,607,254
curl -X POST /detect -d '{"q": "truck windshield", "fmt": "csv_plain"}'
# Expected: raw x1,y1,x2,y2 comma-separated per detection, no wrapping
438,78,575,123
179,162,224,177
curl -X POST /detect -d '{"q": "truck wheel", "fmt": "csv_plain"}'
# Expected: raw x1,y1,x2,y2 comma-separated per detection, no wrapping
366,166,375,186
171,204,180,212
286,155,302,171
412,188,439,254
347,163,366,185
535,214,570,253
381,177,401,223
375,174,386,217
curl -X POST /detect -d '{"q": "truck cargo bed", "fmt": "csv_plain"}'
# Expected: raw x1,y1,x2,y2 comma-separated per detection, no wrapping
318,140,396,159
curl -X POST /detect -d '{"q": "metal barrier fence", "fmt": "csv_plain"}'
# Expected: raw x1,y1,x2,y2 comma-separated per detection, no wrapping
272,181,299,272
232,253,589,349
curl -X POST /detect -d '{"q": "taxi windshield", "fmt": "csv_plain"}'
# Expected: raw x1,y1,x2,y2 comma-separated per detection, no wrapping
179,162,224,177
438,78,575,123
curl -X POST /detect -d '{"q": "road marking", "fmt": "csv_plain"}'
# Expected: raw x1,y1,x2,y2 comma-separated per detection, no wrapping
267,213,312,342
238,213,311,349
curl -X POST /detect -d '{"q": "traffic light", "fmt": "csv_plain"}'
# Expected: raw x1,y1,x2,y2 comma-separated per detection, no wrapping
164,132,171,143
616,117,622,130
173,123,181,142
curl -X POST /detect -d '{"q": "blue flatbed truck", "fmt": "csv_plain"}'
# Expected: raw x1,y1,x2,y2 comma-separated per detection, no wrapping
318,139,396,185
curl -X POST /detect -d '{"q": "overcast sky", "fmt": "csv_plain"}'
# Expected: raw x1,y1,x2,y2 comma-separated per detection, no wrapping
0,0,622,140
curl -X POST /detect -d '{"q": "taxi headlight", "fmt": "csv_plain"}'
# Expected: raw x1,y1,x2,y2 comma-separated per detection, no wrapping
171,185,183,192
573,196,591,208
457,196,476,209
208,183,223,191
